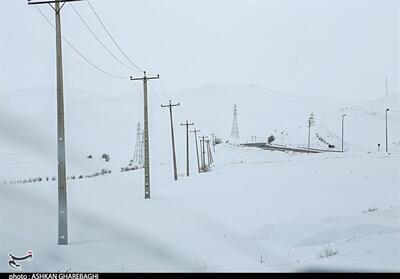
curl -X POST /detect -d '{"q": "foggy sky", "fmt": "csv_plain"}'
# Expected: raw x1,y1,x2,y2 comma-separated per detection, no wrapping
0,0,399,101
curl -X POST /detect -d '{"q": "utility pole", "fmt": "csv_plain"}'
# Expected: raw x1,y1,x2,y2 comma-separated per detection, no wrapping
210,140,214,163
206,139,210,166
211,133,216,152
130,71,159,199
139,129,144,166
181,121,194,176
199,136,208,171
161,100,180,181
385,108,389,153
190,128,201,173
206,139,213,165
28,0,83,245
199,137,204,171
341,114,345,152
307,112,314,152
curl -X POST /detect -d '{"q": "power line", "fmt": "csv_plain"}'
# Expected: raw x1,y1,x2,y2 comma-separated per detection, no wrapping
35,6,128,79
69,3,136,72
148,83,166,104
86,0,143,72
158,78,189,121
159,78,171,101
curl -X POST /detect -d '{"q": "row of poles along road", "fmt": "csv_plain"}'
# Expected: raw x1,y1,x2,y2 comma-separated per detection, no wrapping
307,109,391,153
161,100,215,181
130,73,216,200
27,0,216,245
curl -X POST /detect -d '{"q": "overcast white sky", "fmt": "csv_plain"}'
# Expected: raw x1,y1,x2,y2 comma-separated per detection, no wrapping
0,0,399,101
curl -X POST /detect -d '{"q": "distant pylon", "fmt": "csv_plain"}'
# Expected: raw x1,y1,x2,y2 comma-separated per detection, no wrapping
133,122,144,167
231,104,239,139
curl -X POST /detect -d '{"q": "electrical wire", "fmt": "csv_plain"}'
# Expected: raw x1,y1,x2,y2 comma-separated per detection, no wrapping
86,0,143,72
157,78,189,122
158,78,171,101
70,3,136,72
148,83,167,105
35,6,129,79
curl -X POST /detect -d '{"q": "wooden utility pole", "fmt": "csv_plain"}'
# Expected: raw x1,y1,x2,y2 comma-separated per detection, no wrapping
161,100,180,180
131,71,159,199
180,121,194,176
190,128,201,173
28,0,83,245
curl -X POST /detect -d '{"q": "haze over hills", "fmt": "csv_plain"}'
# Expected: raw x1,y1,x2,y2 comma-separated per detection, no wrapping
1,84,399,181
1,84,399,272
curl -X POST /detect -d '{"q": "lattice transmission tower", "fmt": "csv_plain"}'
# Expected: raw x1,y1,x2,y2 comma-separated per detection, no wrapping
231,104,240,139
133,122,144,167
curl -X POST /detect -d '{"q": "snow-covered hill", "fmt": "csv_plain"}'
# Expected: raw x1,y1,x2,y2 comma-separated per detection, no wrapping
0,84,399,272
174,84,399,151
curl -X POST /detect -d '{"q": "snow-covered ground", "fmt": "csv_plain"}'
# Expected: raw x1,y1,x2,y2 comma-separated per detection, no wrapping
0,84,399,272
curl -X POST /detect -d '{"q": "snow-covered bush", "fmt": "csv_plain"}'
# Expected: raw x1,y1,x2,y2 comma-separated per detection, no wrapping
101,153,110,162
267,135,275,144
363,207,378,213
317,247,338,259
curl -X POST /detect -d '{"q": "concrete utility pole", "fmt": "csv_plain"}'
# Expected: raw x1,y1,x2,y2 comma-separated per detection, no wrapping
385,108,389,153
181,121,194,176
205,139,210,166
28,0,83,246
211,133,216,152
139,129,144,166
307,112,314,152
190,128,201,173
199,136,208,171
131,71,160,199
210,141,214,163
161,100,180,181
341,114,346,152
206,139,213,165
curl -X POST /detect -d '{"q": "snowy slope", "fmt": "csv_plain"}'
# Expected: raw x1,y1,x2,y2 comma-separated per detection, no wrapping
0,85,399,272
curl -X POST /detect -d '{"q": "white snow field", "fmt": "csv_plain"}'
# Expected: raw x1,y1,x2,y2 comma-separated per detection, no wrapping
0,84,399,272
